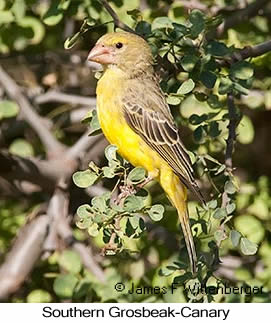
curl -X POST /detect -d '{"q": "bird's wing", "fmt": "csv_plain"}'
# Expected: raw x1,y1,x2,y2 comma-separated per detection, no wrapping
122,82,205,204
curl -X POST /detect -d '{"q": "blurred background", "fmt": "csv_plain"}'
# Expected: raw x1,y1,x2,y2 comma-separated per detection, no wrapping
0,0,271,303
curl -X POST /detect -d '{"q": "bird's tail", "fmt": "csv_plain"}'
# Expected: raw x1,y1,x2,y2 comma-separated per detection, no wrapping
177,205,197,274
160,169,197,274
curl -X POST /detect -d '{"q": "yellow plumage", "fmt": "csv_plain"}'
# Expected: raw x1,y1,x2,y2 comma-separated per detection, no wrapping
88,31,204,273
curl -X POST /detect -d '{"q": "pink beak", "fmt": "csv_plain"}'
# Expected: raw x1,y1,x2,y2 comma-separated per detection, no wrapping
87,43,114,64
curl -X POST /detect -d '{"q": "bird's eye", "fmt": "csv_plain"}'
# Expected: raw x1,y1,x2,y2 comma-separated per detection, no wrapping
115,42,123,49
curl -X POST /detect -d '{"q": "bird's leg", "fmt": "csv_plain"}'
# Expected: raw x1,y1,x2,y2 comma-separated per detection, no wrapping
136,175,154,189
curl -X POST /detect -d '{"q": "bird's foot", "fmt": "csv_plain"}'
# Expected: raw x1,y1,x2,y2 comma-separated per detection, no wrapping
136,175,154,189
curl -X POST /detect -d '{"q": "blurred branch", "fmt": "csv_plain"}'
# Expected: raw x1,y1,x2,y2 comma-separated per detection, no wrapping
43,183,69,253
99,0,135,33
208,0,270,39
0,65,65,157
225,94,238,170
34,90,96,107
177,0,208,11
66,132,103,160
0,151,75,192
57,212,106,282
50,185,105,282
0,215,49,300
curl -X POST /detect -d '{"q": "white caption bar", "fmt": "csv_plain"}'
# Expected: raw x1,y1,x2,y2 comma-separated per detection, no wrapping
0,303,267,323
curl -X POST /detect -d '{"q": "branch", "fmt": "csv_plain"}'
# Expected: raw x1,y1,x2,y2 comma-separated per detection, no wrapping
44,184,106,282
99,0,136,33
218,39,271,68
43,184,69,253
66,132,103,160
225,94,238,170
0,215,49,300
232,39,271,61
177,0,208,12
208,0,270,39
0,65,65,156
34,90,96,107
0,151,75,192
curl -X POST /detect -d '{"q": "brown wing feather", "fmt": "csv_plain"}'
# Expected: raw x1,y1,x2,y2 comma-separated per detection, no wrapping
123,83,205,204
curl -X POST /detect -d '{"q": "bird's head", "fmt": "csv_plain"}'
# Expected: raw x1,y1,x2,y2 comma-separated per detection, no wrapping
87,32,153,73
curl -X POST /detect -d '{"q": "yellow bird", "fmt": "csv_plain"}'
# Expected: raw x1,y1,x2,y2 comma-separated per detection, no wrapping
88,31,205,273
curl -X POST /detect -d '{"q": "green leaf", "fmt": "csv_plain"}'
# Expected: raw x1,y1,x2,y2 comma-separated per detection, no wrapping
206,41,230,56
17,17,45,45
177,79,195,95
200,71,217,89
43,0,71,26
240,237,258,255
127,167,146,184
72,169,98,188
102,166,116,178
213,208,227,219
180,55,199,72
230,230,241,247
58,250,82,274
125,216,145,237
230,61,254,80
237,115,254,144
173,272,193,285
207,94,223,109
76,204,92,218
189,10,205,38
214,229,226,244
193,126,206,143
226,203,236,214
88,223,99,237
207,200,217,209
209,121,221,137
194,92,208,102
171,23,188,38
189,114,207,125
152,17,173,30
166,95,181,105
27,289,52,303
147,204,165,221
104,145,118,162
159,266,177,277
123,195,145,212
53,274,78,298
0,100,19,119
218,77,233,94
89,110,101,135
11,0,26,20
0,11,14,24
225,180,236,194
127,9,141,21
9,139,34,157
91,193,110,213
235,215,264,244
135,21,151,36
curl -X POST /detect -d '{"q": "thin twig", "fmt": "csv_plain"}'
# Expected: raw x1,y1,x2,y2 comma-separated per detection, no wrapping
99,0,136,34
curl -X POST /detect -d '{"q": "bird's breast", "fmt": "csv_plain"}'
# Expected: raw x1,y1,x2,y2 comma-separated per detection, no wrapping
95,71,163,177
